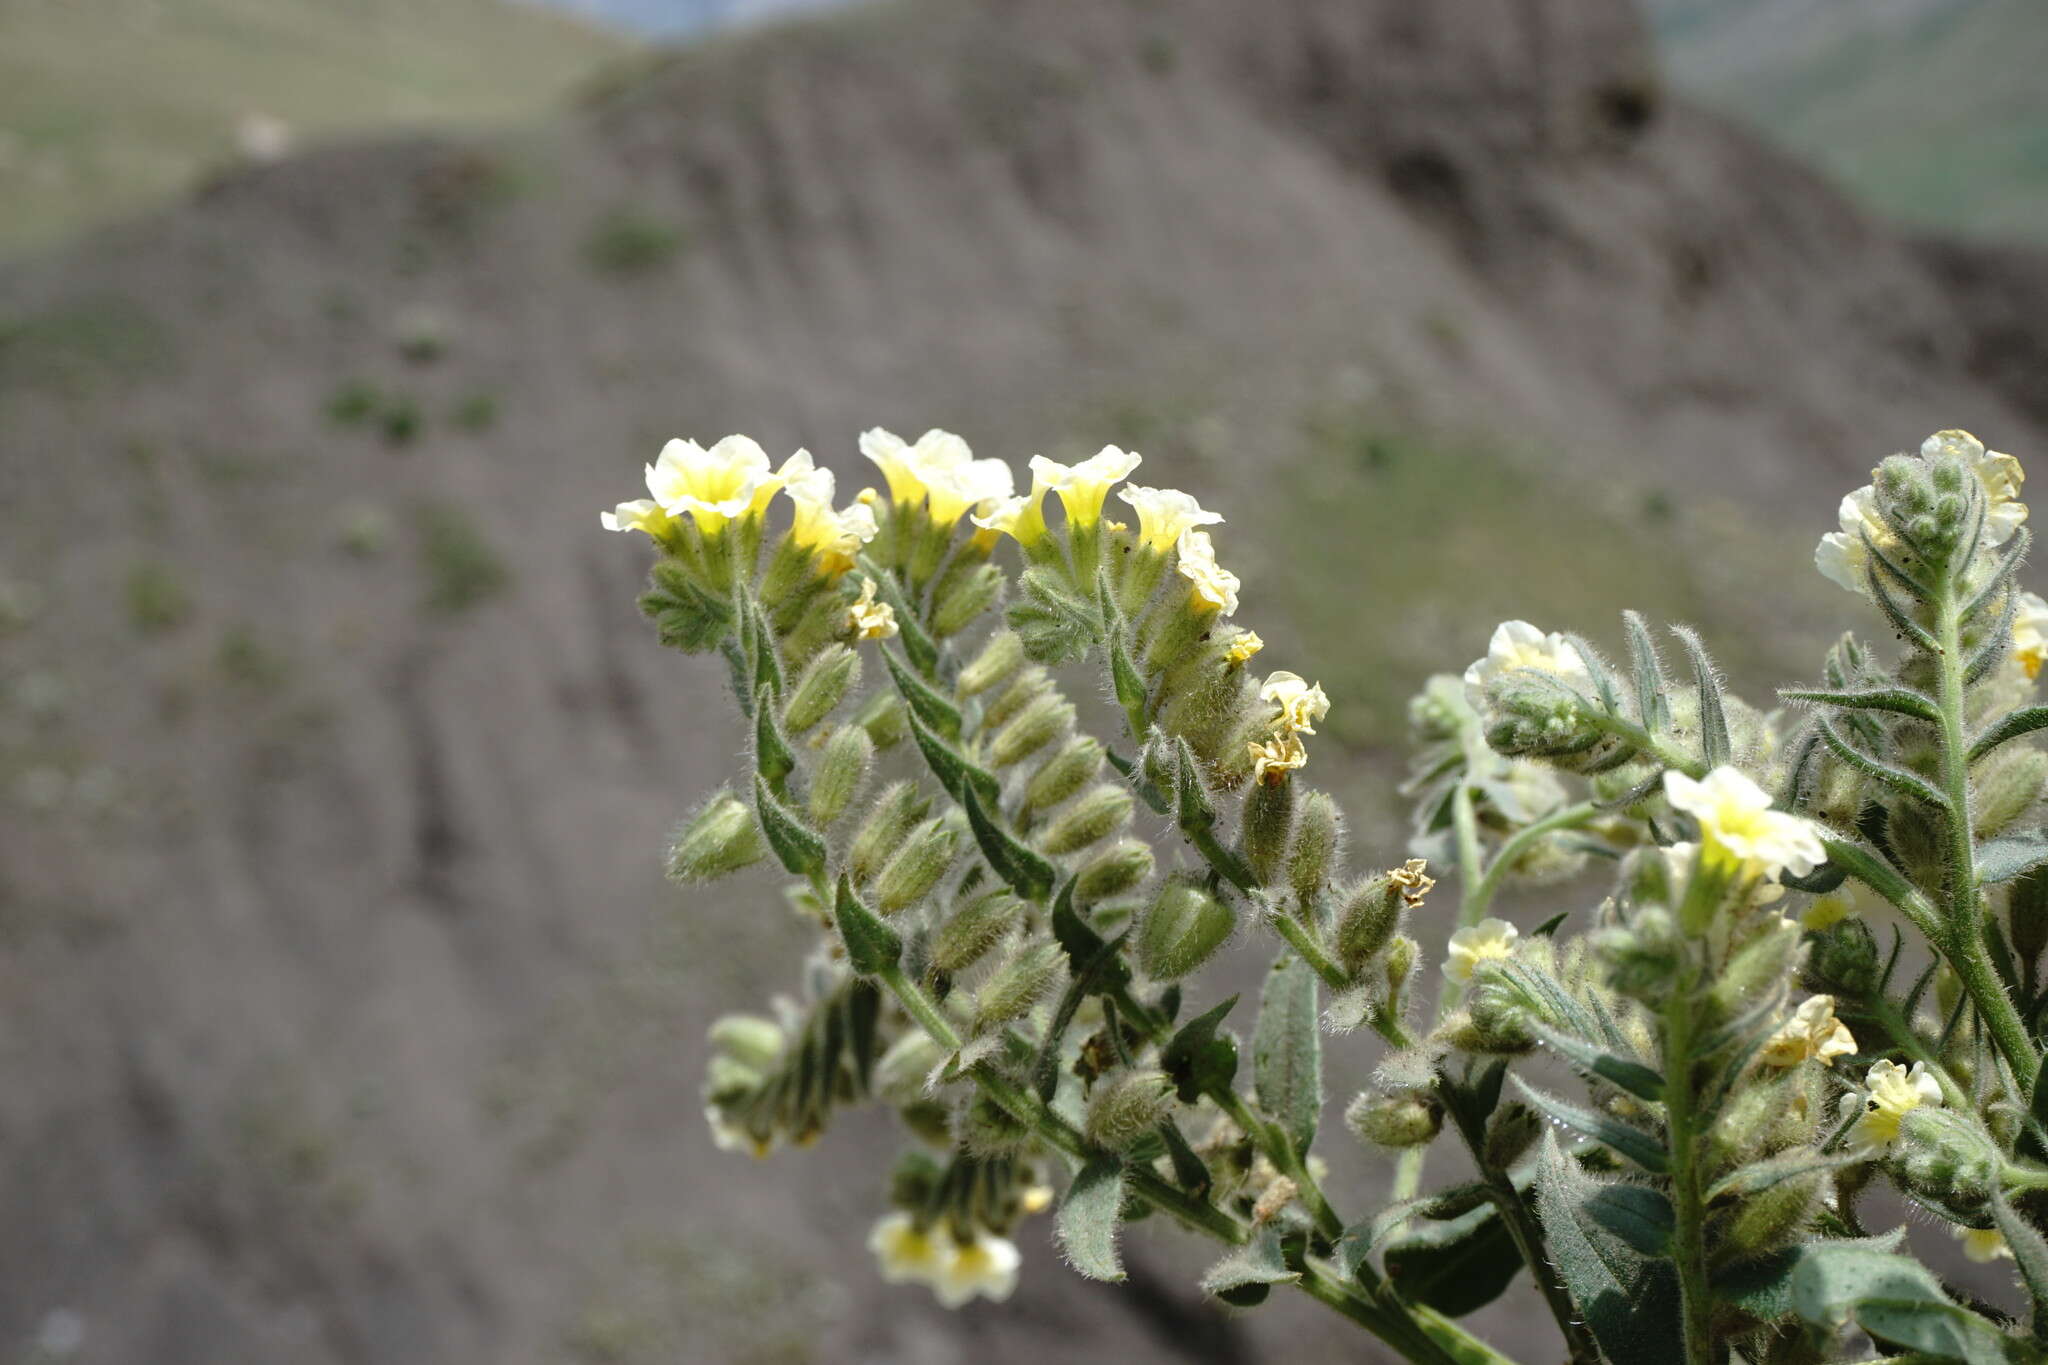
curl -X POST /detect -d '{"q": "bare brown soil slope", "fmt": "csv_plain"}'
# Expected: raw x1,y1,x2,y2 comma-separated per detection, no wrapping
1,1,2045,1361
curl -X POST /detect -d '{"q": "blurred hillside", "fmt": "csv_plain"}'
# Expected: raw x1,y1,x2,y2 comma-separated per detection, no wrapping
0,0,631,258
3,0,2048,1361
1651,0,2048,243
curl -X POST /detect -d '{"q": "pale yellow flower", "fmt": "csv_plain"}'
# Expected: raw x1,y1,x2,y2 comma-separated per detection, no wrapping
1957,1226,2013,1264
1814,485,1894,597
1176,529,1240,615
1444,918,1517,983
1116,484,1223,554
1758,995,1858,1068
848,577,899,641
1462,621,1592,710
1030,446,1143,528
1248,730,1307,784
779,450,878,574
859,428,926,506
1260,671,1330,736
1225,631,1264,666
646,435,780,533
1848,1059,1941,1149
1923,429,2025,545
1019,1184,1055,1216
2014,591,2048,682
930,1229,1022,1308
705,1106,769,1159
1663,767,1825,882
869,1213,949,1287
1389,859,1435,908
600,498,672,538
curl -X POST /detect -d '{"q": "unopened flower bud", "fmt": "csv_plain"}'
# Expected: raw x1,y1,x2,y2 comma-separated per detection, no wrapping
931,891,1023,973
974,936,1067,1028
1038,785,1134,856
1711,917,1803,1017
1383,935,1418,1002
1803,917,1880,997
874,1030,947,1105
854,690,908,749
1334,868,1425,975
1023,736,1105,815
782,643,860,735
876,818,958,914
1976,748,2048,838
1721,1172,1822,1259
932,562,1003,638
1287,791,1344,908
1136,880,1235,980
1345,1090,1442,1149
959,630,1026,696
990,694,1074,768
708,1014,785,1070
1894,1108,1998,1217
1084,1069,1176,1151
1241,774,1296,885
1074,838,1156,906
807,724,873,826
1594,907,1683,1002
850,781,930,884
958,1091,1034,1156
984,665,1052,730
666,790,768,883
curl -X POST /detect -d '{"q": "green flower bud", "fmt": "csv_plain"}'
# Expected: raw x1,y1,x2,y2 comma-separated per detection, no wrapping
1719,1171,1821,1259
807,724,873,826
1976,748,2048,838
1241,774,1296,885
850,781,930,884
875,1031,947,1106
708,1014,785,1070
1038,785,1134,856
1074,838,1156,907
932,562,1004,638
782,643,860,735
1887,801,1943,885
1383,935,1418,1005
1709,1068,1806,1171
1023,736,1105,816
1803,917,1880,997
876,818,958,914
704,1053,764,1106
1483,1102,1542,1170
1345,1090,1442,1149
958,1091,1034,1156
1083,1069,1176,1151
1894,1107,1998,1217
1710,917,1803,1019
853,690,908,749
974,936,1066,1028
959,630,1026,697
990,694,1074,768
931,891,1023,973
1481,672,1619,769
1594,907,1683,1003
1334,875,1404,974
1462,981,1535,1055
984,665,1052,730
665,789,768,882
1287,790,1344,909
1135,879,1235,980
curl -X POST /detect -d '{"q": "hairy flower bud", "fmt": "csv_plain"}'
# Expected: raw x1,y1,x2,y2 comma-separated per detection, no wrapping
958,1091,1035,1157
959,630,1026,697
1711,917,1803,1018
1593,907,1684,1003
1242,775,1296,885
984,665,1053,731
1976,748,2048,838
1136,880,1235,981
1074,839,1156,906
1483,1102,1542,1170
1334,875,1404,975
990,694,1074,768
1345,1090,1442,1150
708,1013,785,1071
1288,791,1344,908
932,562,1004,638
1023,736,1105,816
850,781,930,884
1084,1069,1176,1152
666,789,768,882
1383,936,1418,1005
782,643,860,735
1894,1107,1998,1217
1721,1172,1822,1260
1803,917,1880,998
1038,785,1134,856
974,937,1067,1028
854,690,908,749
876,817,958,914
931,891,1023,974
807,724,874,826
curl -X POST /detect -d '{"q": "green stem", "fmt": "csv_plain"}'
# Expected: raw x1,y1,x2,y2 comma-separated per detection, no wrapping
1856,992,1969,1110
1587,710,1707,780
1663,979,1716,1365
1931,582,2041,1096
1270,913,1351,994
1465,800,1602,926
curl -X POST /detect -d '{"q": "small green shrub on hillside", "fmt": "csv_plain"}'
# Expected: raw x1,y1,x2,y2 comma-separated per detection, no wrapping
125,562,192,634
417,501,508,613
583,208,685,276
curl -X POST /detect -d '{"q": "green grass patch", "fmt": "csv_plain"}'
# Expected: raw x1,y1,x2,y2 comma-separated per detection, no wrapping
415,501,509,613
125,562,193,635
584,207,686,276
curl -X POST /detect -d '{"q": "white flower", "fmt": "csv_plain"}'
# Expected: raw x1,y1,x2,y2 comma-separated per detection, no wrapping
869,1213,949,1287
1030,446,1143,528
860,428,925,505
929,1229,1022,1308
600,498,671,538
1663,767,1825,882
1444,918,1517,982
2014,591,2048,682
1923,429,2025,546
847,577,898,641
1758,995,1858,1068
1175,529,1239,615
705,1106,768,1158
1957,1226,2013,1264
1462,621,1592,711
1846,1059,1941,1149
779,450,878,574
645,435,780,532
924,454,1014,528
1814,485,1895,596
1116,485,1222,554
1224,630,1264,665
1259,671,1330,736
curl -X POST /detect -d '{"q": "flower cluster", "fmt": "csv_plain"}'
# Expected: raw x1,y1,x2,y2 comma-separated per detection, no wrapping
867,1213,1023,1309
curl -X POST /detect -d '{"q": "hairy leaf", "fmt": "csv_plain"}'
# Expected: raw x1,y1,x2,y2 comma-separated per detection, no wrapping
1382,1200,1524,1318
754,772,827,879
833,875,902,977
1780,685,1939,723
1533,1134,1680,1365
961,781,1059,902
1671,624,1730,768
1162,994,1239,1104
1526,1020,1665,1102
1254,956,1322,1156
1979,830,2048,885
1056,1156,1128,1282
1513,1078,1668,1173
1201,1223,1296,1305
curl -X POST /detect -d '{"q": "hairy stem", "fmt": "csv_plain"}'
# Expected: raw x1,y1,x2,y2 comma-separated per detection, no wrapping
1663,979,1717,1365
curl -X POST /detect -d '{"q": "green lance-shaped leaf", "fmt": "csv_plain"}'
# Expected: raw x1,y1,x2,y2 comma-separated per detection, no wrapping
1200,1222,1297,1307
1622,610,1670,734
1866,554,1937,652
1109,627,1149,738
754,684,797,786
1978,829,2048,885
1669,624,1730,768
1380,1200,1526,1318
1779,685,1940,724
1512,1077,1668,1174
960,781,1059,903
1253,956,1322,1157
1785,1243,2004,1365
1525,1019,1665,1103
1991,1193,2048,1344
1815,717,1950,814
754,773,827,880
1161,994,1239,1104
1056,1156,1128,1282
747,597,784,697
1533,1133,1681,1365
1034,917,1134,1102
1964,581,2022,687
1704,1149,1857,1203
833,874,902,977
1972,706,2048,764
1965,525,2031,618
881,646,963,741
905,706,1001,810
